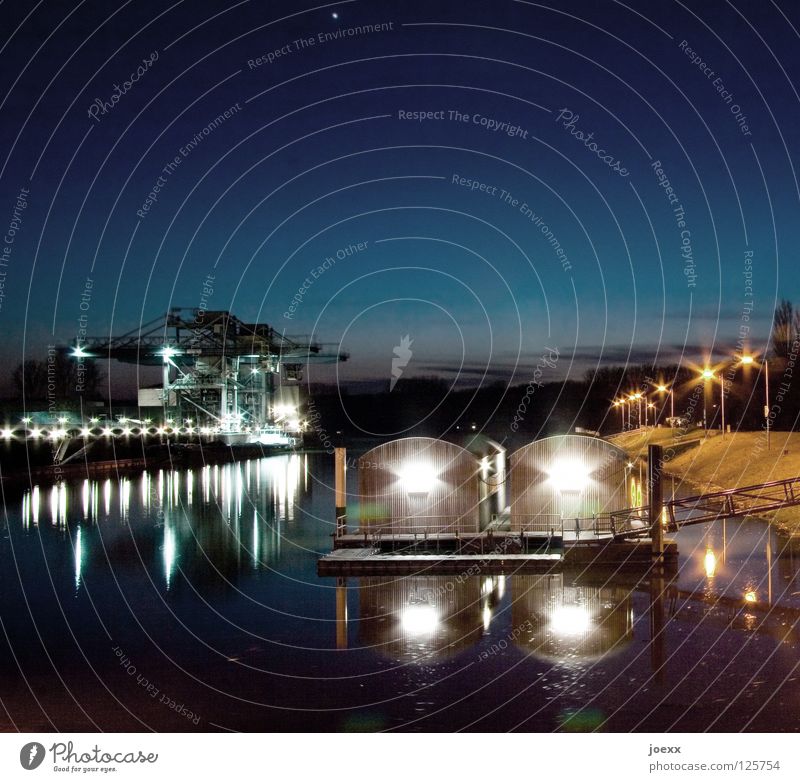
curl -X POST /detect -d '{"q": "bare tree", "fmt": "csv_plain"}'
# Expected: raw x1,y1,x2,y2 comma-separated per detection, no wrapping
771,299,798,358
12,360,49,399
11,352,103,402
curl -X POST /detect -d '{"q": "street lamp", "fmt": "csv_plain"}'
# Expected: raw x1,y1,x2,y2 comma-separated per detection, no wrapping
631,392,643,428
700,368,725,437
740,353,770,450
612,400,624,432
656,383,675,424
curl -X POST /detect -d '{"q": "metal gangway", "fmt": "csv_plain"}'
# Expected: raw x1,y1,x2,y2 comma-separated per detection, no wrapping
610,475,800,539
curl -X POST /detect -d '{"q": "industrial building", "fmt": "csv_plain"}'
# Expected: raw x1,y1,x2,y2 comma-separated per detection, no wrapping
71,307,347,446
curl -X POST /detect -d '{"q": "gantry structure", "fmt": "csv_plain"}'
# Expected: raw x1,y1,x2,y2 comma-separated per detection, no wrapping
71,307,347,442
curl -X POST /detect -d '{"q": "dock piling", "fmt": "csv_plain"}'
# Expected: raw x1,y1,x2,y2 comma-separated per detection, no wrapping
335,447,347,537
648,444,664,565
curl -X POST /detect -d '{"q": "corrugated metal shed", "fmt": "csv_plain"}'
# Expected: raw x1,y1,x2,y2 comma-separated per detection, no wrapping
508,435,628,532
358,437,481,534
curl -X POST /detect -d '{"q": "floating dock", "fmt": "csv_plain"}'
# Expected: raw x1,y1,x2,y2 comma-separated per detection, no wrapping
318,533,678,576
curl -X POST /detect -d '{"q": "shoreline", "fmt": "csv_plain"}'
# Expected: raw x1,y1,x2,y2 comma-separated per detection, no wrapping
0,442,307,500
609,428,800,537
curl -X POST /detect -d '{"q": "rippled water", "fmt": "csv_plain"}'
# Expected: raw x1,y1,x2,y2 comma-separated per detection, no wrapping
2,453,800,732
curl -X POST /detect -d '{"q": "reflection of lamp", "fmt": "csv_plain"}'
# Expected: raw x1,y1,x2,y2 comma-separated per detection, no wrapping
400,601,439,635
399,463,437,496
704,548,717,578
549,605,591,636
547,459,591,493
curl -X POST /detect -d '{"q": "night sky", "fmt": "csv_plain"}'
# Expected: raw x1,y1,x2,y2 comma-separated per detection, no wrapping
1,0,798,393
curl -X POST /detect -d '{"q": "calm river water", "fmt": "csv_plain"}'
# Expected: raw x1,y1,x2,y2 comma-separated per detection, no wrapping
2,453,800,732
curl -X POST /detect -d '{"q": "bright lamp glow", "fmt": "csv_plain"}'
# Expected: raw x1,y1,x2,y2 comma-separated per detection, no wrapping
744,590,757,603
71,345,91,358
549,605,591,636
704,548,717,578
1,428,12,439
657,384,667,392
701,369,715,380
159,345,178,361
399,463,437,495
741,355,754,365
547,459,591,493
400,603,439,635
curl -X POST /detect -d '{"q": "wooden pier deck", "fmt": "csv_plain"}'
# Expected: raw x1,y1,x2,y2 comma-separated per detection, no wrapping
318,536,678,576
318,548,562,575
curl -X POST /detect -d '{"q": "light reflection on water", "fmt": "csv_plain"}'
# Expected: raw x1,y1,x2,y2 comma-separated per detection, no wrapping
6,453,800,730
18,454,304,591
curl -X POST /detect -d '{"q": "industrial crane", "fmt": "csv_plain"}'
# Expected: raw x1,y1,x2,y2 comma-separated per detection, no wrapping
70,307,347,445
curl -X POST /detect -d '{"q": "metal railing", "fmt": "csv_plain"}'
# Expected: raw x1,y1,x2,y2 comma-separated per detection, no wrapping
348,515,478,538
610,474,800,539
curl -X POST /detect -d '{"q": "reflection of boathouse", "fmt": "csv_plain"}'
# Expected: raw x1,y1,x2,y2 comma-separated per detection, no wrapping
357,576,484,662
512,574,633,661
508,435,628,532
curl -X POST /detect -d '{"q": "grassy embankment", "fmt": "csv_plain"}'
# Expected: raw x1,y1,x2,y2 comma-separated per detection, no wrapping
608,428,800,535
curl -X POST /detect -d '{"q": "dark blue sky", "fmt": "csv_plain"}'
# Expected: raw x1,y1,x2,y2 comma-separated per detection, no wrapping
1,0,798,392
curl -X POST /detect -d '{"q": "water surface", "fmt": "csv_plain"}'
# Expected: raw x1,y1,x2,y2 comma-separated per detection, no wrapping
2,454,800,732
